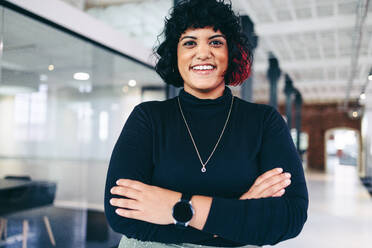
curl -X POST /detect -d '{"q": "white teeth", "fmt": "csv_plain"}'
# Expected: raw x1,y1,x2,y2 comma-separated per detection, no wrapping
192,65,214,70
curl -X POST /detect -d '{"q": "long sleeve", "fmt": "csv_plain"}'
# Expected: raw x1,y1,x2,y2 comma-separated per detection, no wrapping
202,105,308,246
104,103,213,243
105,87,308,246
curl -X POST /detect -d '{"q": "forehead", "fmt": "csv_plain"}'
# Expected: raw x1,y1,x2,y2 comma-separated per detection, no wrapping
179,26,225,38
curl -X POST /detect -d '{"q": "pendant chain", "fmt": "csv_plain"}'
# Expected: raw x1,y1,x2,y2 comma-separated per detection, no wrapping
177,95,234,173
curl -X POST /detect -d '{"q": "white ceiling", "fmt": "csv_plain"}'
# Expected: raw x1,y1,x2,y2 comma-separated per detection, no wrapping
3,0,372,104
2,3,162,94
80,0,372,104
234,0,372,104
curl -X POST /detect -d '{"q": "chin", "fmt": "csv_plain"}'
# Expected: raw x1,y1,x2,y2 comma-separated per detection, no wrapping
192,84,216,92
191,80,223,90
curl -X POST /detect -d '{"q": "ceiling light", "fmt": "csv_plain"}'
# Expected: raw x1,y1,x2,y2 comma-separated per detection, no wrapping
128,80,136,87
48,64,54,71
74,72,90,81
368,75,372,81
360,93,366,100
348,108,362,119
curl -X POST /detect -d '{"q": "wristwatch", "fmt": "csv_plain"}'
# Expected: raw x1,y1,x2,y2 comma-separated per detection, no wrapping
172,193,194,228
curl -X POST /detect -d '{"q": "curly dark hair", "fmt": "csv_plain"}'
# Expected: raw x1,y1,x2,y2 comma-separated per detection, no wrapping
154,0,253,88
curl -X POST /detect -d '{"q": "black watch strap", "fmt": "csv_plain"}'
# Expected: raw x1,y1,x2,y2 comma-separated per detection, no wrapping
181,193,192,202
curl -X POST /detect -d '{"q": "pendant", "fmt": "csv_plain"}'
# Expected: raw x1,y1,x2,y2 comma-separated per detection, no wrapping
201,167,206,173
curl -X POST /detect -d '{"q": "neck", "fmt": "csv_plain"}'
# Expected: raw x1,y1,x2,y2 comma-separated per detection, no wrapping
183,84,225,100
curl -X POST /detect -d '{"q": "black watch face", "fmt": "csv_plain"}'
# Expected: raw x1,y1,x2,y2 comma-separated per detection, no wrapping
173,201,193,223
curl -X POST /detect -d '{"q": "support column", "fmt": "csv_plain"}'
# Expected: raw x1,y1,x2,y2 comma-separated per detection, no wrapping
240,16,258,102
284,74,294,129
266,54,281,109
294,89,303,154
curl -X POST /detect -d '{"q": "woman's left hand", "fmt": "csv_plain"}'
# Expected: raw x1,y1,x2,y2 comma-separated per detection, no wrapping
110,179,181,225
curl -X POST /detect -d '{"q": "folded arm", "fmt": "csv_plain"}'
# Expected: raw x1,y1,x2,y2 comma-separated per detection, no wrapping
201,106,308,245
106,104,308,245
104,104,212,243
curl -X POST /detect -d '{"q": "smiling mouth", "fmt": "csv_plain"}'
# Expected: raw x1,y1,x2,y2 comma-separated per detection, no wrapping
190,65,217,75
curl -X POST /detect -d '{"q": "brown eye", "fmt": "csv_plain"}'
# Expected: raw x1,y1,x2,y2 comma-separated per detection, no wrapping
183,41,196,47
210,40,223,46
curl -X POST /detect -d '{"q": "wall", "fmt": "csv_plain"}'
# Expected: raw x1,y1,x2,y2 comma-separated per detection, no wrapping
0,87,165,210
278,103,361,172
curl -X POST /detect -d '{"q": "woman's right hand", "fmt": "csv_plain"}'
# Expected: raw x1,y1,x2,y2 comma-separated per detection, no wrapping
239,168,291,200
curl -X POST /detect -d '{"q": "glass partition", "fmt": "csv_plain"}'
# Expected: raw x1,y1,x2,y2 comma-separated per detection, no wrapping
0,3,164,246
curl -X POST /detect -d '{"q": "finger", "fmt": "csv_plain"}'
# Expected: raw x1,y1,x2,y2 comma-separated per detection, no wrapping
111,186,141,199
260,179,291,198
272,189,285,197
110,198,140,210
240,173,290,200
254,172,291,196
254,168,283,186
240,193,253,200
239,192,248,200
116,179,146,191
115,208,142,220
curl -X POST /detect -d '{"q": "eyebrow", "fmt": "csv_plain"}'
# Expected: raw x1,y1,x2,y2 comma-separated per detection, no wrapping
180,34,226,41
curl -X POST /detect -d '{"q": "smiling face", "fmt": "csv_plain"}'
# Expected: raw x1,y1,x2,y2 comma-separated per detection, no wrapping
177,27,228,99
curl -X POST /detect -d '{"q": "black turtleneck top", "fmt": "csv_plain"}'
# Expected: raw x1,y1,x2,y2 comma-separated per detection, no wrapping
104,86,308,247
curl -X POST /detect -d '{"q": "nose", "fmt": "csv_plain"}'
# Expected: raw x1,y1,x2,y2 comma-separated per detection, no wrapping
196,43,212,60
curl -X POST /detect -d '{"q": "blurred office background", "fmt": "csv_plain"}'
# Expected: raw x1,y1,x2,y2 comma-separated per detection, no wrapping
0,0,371,247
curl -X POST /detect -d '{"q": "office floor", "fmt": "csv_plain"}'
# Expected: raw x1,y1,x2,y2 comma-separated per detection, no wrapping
271,160,372,248
1,160,371,248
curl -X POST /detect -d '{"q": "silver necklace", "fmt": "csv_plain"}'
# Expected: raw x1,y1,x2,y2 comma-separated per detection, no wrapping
177,94,234,173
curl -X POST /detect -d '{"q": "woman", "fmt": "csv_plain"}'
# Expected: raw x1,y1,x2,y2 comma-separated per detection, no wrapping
104,0,308,247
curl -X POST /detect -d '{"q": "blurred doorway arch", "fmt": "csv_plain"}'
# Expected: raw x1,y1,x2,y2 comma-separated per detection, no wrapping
324,127,361,174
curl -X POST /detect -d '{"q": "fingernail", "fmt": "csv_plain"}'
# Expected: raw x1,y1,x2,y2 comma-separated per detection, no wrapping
277,168,283,173
285,173,291,178
110,199,114,205
285,179,291,184
116,180,120,185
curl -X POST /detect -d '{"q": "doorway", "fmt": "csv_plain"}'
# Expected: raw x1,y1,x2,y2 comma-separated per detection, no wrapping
325,128,361,174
